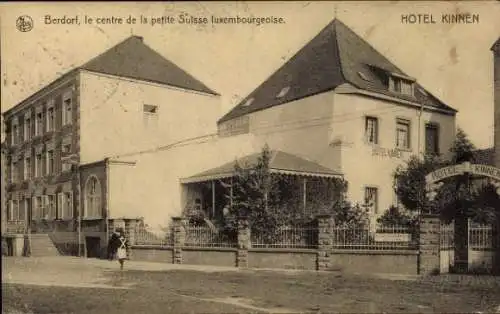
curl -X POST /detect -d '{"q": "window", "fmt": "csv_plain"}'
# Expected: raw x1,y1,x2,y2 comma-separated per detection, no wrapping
276,86,290,98
143,104,158,127
63,92,73,125
35,153,43,177
47,195,56,219
390,76,414,96
85,176,102,218
24,117,31,141
365,116,379,144
11,161,18,184
143,104,157,114
64,192,73,218
12,123,19,145
364,187,379,215
8,200,18,220
393,79,402,93
33,196,43,219
24,156,31,180
242,98,254,107
58,192,73,219
46,106,55,132
35,111,43,136
46,150,54,175
396,119,410,150
425,123,440,155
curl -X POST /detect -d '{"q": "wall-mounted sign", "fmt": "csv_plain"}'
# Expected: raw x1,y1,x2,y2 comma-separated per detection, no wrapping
372,147,402,159
374,233,411,242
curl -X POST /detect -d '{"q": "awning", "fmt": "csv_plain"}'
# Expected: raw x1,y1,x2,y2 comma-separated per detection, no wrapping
180,150,343,184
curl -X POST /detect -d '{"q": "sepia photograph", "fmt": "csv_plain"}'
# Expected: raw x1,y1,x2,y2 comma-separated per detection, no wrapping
1,1,500,313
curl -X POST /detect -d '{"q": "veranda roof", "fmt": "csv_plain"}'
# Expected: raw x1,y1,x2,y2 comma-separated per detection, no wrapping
180,150,343,184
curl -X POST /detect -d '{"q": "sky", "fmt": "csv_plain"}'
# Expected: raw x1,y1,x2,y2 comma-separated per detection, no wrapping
1,1,499,148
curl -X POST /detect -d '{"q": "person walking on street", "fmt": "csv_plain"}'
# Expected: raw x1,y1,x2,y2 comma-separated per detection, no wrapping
116,231,129,270
107,230,120,261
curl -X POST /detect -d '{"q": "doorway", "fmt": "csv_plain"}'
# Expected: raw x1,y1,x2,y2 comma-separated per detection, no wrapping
85,237,101,258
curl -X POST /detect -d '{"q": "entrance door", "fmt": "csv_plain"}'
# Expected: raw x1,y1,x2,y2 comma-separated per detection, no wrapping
85,237,101,258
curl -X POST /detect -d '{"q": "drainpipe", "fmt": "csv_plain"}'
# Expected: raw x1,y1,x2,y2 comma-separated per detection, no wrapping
418,104,424,158
105,158,110,255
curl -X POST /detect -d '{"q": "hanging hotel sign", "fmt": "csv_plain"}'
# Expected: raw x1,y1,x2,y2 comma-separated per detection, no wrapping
425,162,500,185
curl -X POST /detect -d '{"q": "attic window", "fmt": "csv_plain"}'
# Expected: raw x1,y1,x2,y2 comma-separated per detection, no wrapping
242,98,254,107
143,104,157,114
276,86,290,98
389,76,414,96
358,71,371,81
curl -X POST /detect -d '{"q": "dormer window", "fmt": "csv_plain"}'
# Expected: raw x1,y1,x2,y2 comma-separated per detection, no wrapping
389,74,415,96
276,86,290,98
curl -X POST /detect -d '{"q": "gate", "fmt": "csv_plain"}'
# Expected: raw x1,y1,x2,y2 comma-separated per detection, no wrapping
440,220,495,274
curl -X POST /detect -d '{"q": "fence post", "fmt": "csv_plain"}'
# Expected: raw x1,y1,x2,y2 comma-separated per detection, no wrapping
172,217,185,264
418,214,441,275
237,217,250,268
316,214,334,271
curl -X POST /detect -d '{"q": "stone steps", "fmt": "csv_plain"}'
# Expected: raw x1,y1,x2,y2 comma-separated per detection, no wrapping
28,234,61,257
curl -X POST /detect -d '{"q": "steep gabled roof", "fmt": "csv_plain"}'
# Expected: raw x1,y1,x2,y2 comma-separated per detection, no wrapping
4,35,218,116
218,19,456,124
180,150,342,184
81,36,218,95
491,37,500,52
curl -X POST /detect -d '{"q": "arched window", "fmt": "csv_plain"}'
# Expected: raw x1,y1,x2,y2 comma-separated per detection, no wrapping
85,176,102,218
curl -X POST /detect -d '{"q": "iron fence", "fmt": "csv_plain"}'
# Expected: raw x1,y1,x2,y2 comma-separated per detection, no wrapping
469,225,493,250
250,227,318,249
332,225,416,250
184,225,237,248
440,223,455,250
134,227,173,247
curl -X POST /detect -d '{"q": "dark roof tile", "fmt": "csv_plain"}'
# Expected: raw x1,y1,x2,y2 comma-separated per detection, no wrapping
218,19,456,124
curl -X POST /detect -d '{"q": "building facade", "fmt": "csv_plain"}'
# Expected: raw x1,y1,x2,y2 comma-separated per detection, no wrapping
217,19,457,222
2,35,220,255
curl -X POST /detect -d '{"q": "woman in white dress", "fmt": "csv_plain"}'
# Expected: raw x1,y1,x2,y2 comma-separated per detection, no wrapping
116,231,129,270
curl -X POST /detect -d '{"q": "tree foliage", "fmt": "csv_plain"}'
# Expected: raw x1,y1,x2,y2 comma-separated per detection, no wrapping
376,205,418,228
